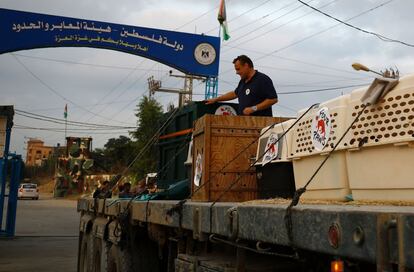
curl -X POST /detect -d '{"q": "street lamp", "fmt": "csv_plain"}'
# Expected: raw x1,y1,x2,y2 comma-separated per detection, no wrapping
351,63,383,77
352,63,399,79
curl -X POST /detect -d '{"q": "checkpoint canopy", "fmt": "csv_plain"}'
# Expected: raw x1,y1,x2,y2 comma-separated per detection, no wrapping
0,8,220,77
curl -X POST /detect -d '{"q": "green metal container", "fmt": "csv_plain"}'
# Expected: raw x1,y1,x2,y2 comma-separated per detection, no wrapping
157,102,238,188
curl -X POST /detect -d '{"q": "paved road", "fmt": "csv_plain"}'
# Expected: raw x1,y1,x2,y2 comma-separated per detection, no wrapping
0,193,79,272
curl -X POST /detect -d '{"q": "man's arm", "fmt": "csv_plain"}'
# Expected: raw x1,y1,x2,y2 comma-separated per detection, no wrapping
243,98,278,115
205,91,237,105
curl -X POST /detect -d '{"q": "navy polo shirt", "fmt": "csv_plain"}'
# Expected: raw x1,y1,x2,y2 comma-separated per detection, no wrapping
234,70,278,116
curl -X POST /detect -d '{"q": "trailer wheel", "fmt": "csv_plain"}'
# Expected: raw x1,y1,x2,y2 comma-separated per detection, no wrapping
107,244,133,272
78,231,92,272
91,237,110,272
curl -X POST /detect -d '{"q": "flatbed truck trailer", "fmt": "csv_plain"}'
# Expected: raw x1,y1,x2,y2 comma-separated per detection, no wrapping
77,74,414,272
77,197,414,271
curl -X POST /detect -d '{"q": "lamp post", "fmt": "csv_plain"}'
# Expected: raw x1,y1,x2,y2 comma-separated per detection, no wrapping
351,63,383,77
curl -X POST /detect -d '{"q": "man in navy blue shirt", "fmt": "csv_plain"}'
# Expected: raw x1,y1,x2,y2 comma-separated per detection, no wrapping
205,55,278,116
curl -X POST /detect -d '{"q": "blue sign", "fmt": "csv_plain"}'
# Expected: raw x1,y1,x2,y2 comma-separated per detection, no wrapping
0,9,220,77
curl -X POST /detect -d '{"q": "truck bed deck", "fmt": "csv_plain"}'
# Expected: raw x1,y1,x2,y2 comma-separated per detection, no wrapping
78,197,414,268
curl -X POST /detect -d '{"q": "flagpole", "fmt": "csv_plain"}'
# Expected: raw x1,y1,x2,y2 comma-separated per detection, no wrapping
64,104,67,142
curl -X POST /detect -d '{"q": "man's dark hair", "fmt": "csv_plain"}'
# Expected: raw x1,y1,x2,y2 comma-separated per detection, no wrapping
102,180,109,186
233,55,254,68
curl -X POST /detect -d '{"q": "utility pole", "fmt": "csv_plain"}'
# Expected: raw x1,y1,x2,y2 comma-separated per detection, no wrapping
147,71,205,107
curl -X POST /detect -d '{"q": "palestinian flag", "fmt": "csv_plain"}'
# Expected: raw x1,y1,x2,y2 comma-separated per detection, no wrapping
218,0,230,41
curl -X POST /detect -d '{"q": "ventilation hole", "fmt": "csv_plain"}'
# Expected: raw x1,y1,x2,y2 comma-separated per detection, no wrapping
384,133,390,138
377,106,383,111
396,110,402,115
404,94,410,99
360,131,365,135
375,139,379,142
392,132,398,137
401,116,406,121
373,128,379,133
355,105,359,109
392,118,398,122
380,127,386,132
352,125,357,129
404,108,410,113
352,112,357,117
387,112,394,116
378,135,383,139
334,113,338,117
367,129,372,134
403,123,410,128
370,108,376,113
400,102,407,107
370,122,376,126
364,110,369,114
387,126,393,130
409,115,414,120
409,100,414,105
364,123,369,127
400,131,406,136
384,105,391,110
370,135,375,140
387,97,394,102
396,95,402,100
396,124,401,129
384,119,390,124
358,124,363,128
350,139,356,145
392,103,398,108
380,113,386,117
409,130,414,135
333,124,337,128
377,120,383,125
331,119,336,123
367,116,372,120
373,114,379,119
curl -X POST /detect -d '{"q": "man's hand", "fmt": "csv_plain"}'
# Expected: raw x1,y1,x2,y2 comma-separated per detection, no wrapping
243,107,255,115
204,98,217,105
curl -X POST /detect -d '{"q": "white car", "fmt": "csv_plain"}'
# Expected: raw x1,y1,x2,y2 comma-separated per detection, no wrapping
18,183,39,200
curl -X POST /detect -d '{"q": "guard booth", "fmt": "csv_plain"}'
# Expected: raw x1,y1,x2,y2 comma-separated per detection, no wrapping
0,106,23,237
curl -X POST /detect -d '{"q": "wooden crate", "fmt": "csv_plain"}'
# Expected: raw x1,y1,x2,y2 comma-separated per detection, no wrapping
191,115,288,202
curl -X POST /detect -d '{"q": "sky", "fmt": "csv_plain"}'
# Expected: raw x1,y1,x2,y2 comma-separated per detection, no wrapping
0,0,413,159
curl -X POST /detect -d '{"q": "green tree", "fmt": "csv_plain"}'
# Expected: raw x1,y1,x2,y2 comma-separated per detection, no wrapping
130,96,164,180
91,136,133,173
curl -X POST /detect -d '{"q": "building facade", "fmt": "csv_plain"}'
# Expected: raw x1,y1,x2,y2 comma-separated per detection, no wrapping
25,139,54,166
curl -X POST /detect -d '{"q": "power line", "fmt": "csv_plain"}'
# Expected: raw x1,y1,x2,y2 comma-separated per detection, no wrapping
265,0,395,56
219,0,394,78
11,53,170,71
11,53,135,126
278,83,367,94
14,125,132,131
205,0,276,34
14,126,131,135
297,0,414,48
221,0,316,46
15,109,136,129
